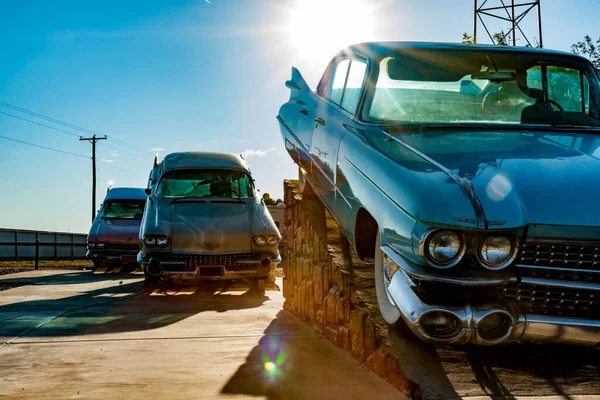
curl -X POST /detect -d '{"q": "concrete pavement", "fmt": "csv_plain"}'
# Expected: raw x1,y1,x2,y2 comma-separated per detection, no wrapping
0,271,402,399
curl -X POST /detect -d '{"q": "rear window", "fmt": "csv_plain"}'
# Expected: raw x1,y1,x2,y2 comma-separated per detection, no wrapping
157,169,254,199
103,200,146,219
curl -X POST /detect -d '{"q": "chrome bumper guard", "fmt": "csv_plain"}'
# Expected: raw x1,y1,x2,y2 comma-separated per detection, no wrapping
383,246,600,346
137,253,282,277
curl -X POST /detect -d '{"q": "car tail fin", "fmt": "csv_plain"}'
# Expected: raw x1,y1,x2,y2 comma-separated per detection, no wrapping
286,67,310,97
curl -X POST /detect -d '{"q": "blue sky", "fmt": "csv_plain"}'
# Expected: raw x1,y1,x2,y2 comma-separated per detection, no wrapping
0,0,598,233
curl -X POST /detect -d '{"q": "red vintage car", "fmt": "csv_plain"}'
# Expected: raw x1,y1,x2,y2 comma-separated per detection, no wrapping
86,187,147,270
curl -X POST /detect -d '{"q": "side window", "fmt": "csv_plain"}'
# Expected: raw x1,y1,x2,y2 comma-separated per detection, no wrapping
341,60,367,113
326,59,350,105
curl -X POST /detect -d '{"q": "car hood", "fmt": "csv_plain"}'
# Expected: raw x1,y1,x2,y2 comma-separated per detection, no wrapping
89,218,142,243
390,129,600,228
169,200,253,253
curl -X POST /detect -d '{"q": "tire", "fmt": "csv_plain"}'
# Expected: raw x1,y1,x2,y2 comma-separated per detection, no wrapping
144,271,160,286
92,260,103,272
374,230,401,324
298,167,315,196
250,278,267,292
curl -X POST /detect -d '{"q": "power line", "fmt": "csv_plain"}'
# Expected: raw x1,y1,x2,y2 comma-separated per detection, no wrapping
100,141,149,159
0,106,153,159
0,111,80,138
0,134,133,174
0,134,89,159
0,100,149,154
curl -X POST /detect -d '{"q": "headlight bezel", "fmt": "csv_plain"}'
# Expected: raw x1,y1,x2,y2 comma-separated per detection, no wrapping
143,236,157,247
254,236,267,246
420,229,466,269
477,234,519,270
266,235,279,246
156,236,169,247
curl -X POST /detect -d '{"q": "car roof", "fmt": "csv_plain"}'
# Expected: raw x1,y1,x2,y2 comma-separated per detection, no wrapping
161,152,250,173
104,187,147,201
342,41,589,62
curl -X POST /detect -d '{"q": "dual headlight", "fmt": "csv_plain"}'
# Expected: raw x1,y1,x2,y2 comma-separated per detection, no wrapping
143,236,169,248
87,241,105,249
254,235,279,247
424,230,517,270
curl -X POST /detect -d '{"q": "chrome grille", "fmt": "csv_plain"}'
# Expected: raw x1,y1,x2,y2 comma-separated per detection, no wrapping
168,253,260,269
105,243,140,251
518,240,600,284
504,281,600,319
519,242,600,270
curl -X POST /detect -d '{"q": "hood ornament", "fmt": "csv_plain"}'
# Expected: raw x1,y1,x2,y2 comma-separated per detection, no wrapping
202,242,220,251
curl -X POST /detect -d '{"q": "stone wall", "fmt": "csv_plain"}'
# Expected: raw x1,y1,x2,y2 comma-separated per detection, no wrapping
281,180,419,398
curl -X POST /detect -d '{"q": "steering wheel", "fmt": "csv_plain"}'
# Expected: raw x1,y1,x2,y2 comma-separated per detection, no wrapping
482,88,509,111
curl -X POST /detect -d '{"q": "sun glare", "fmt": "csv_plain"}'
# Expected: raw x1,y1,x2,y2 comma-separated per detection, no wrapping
284,0,377,66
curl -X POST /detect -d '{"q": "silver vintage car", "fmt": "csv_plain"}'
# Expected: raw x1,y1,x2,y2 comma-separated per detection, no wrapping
137,152,281,289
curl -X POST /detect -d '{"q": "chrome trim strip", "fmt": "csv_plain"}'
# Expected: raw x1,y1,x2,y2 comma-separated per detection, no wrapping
516,263,600,274
382,130,487,229
509,276,600,291
523,238,600,245
513,314,600,346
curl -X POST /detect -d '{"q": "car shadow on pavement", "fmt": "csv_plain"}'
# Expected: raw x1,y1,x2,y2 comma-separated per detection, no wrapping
0,278,270,339
221,310,400,400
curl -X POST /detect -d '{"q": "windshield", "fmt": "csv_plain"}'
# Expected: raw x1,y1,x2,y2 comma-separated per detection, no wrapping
102,200,146,219
157,169,254,199
366,49,600,127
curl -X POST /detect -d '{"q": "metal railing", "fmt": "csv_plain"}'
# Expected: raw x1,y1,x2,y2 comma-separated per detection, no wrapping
0,228,87,264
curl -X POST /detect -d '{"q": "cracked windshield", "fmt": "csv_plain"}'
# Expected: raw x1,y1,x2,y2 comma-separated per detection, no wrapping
1,1,599,399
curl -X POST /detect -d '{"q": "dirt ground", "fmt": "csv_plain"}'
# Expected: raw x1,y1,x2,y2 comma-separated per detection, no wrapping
0,260,93,291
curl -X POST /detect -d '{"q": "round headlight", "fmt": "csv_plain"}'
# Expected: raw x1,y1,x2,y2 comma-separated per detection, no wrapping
156,237,169,247
267,235,279,246
426,230,463,267
144,237,156,247
479,235,515,269
97,242,105,249
254,236,266,246
87,241,96,248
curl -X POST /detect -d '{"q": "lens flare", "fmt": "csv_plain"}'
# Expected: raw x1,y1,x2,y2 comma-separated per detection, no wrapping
264,361,277,373
486,174,512,201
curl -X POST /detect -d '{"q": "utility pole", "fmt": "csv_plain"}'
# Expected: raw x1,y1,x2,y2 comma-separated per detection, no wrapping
80,134,107,222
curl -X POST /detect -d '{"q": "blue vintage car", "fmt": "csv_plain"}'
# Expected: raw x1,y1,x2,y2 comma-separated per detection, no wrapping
277,42,600,346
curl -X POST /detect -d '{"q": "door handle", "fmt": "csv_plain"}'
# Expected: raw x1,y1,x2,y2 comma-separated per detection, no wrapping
314,118,326,128
299,109,308,115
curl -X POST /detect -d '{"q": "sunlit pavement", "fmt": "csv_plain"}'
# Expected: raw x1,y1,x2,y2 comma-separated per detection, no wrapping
0,271,402,400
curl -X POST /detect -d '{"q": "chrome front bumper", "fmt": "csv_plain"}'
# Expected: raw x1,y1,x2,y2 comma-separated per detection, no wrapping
137,252,282,279
86,249,139,262
383,246,600,346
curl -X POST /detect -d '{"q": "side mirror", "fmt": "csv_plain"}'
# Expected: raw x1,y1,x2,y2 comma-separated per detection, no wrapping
285,80,300,91
145,188,151,196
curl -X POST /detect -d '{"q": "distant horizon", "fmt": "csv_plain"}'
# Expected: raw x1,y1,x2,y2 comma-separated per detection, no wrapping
1,0,598,233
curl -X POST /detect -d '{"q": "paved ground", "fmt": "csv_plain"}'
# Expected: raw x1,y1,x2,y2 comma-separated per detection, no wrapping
0,270,402,400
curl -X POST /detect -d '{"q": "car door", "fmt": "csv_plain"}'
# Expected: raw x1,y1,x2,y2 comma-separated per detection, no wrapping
311,57,368,207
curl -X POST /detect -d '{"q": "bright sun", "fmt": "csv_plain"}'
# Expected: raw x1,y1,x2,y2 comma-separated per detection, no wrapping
284,0,377,66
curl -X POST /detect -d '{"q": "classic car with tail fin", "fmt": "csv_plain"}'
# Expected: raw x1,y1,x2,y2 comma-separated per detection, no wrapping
138,152,281,290
86,187,147,270
277,42,600,345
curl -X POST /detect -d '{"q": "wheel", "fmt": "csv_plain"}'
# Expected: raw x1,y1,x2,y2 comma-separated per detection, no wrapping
374,230,401,324
92,260,103,272
144,271,160,287
298,167,315,196
250,278,267,292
